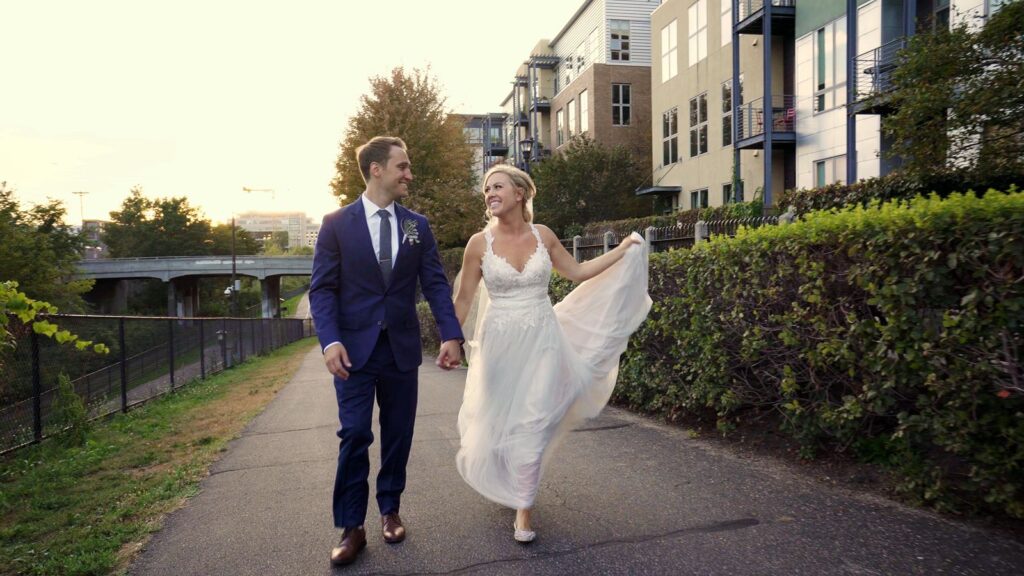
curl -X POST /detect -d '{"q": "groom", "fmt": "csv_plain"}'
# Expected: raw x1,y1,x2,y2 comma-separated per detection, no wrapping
309,136,464,566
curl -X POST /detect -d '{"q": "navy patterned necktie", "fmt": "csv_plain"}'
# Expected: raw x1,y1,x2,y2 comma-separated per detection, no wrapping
377,209,392,285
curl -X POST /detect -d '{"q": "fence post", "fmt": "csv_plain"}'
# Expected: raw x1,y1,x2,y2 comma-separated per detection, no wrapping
31,329,41,443
199,318,206,379
695,220,708,245
119,318,128,413
168,319,175,390
572,235,582,262
644,226,655,252
603,231,614,254
237,319,245,363
221,318,229,369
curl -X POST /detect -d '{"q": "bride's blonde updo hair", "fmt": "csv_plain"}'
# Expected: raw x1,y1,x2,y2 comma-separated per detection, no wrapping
482,164,535,223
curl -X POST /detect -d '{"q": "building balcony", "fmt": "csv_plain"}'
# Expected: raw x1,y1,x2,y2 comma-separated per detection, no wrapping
735,0,796,36
851,37,907,115
487,140,509,156
530,98,551,113
735,95,796,150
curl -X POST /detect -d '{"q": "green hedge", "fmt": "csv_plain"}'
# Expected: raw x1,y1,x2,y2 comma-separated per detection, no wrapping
608,189,1023,517
779,170,1021,216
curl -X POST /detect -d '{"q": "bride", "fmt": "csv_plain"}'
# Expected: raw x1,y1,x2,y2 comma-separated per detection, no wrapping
452,165,651,543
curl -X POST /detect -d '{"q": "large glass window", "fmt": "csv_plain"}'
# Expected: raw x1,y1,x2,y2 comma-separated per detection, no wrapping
688,0,708,66
690,188,709,209
722,183,734,204
662,108,679,167
611,20,631,61
568,99,576,138
721,80,733,146
689,93,708,157
612,84,631,126
661,20,678,82
814,17,848,113
556,108,565,146
814,155,847,187
580,90,589,133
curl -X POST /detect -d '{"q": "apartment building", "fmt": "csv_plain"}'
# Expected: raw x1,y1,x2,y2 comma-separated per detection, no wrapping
497,0,662,171
649,0,1006,212
235,212,320,249
457,113,509,181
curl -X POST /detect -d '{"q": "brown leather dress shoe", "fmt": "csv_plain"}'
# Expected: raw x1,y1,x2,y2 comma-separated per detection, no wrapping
381,513,406,544
330,526,366,566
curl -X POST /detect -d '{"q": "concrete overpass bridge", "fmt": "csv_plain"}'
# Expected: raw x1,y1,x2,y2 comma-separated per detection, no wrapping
75,256,313,318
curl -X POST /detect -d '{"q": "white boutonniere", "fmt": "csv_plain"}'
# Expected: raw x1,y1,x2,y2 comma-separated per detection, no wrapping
402,219,420,246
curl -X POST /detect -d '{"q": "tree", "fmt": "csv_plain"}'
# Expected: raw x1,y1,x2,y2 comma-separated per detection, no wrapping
102,187,215,257
331,67,483,248
875,1,1024,178
531,137,653,238
0,182,91,311
208,223,260,256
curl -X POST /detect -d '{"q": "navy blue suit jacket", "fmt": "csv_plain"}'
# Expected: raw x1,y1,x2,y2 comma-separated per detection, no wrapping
309,199,463,373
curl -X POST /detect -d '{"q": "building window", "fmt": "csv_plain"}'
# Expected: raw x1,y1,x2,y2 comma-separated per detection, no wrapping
612,84,631,126
721,0,732,46
721,81,733,147
662,108,679,167
814,18,847,113
556,108,565,146
661,20,678,82
934,0,950,30
611,20,631,61
580,90,589,133
690,188,709,209
671,193,681,213
689,93,708,157
814,155,847,188
568,99,576,138
688,0,708,66
722,183,733,204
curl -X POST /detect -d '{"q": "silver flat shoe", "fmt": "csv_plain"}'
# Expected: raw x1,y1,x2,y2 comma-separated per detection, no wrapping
513,521,536,544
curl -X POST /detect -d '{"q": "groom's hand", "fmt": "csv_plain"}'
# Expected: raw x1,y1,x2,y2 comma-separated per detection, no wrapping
324,343,352,380
436,339,462,370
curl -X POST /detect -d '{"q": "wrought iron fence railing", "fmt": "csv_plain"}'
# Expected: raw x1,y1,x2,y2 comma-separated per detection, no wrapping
0,315,315,455
562,216,781,262
855,37,908,101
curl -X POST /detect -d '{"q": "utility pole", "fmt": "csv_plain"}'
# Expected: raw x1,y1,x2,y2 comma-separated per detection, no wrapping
72,190,89,225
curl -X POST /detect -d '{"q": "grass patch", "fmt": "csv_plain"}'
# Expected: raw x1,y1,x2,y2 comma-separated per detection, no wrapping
280,293,304,318
0,337,317,576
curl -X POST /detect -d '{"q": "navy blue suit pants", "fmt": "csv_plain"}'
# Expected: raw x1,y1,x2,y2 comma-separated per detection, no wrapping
332,331,418,528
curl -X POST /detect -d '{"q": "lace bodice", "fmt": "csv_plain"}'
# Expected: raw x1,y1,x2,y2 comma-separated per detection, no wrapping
480,225,553,330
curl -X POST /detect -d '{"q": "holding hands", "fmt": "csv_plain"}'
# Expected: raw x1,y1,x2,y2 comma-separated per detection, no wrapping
436,339,462,370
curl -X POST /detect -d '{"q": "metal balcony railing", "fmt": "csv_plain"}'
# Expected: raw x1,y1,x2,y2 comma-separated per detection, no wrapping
855,37,907,100
736,95,795,141
737,0,796,22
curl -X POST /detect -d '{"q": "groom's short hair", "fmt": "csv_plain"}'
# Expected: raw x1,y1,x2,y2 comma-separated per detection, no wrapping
357,136,407,183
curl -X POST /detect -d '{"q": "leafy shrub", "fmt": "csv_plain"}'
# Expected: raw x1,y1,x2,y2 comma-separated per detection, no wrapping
612,189,1024,518
416,301,440,352
779,169,1021,216
50,373,89,446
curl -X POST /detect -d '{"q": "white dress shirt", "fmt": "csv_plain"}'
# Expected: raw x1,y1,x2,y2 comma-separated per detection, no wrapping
361,193,399,265
323,194,399,354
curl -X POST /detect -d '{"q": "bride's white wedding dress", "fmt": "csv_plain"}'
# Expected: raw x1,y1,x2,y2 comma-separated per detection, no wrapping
456,224,652,509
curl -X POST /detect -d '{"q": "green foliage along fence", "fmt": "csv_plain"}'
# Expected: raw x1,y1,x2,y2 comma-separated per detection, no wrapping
606,189,1023,518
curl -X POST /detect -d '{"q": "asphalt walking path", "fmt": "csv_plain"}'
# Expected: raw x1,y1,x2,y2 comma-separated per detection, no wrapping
129,346,1024,575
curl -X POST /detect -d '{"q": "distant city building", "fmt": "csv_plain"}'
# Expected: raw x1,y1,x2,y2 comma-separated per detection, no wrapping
235,212,320,249
80,219,109,259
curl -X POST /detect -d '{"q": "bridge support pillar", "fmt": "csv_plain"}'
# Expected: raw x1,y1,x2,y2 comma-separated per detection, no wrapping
88,279,128,314
261,276,281,319
167,277,200,317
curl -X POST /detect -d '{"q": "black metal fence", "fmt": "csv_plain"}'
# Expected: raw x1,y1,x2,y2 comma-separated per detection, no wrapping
0,315,315,455
564,216,780,262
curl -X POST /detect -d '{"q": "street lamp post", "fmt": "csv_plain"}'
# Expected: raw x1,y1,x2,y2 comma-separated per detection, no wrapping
519,138,535,174
230,216,238,317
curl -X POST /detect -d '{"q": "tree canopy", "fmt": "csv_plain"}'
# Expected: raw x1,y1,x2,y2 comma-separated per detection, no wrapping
331,67,482,248
0,182,91,310
531,137,653,238
102,187,259,258
876,0,1024,178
